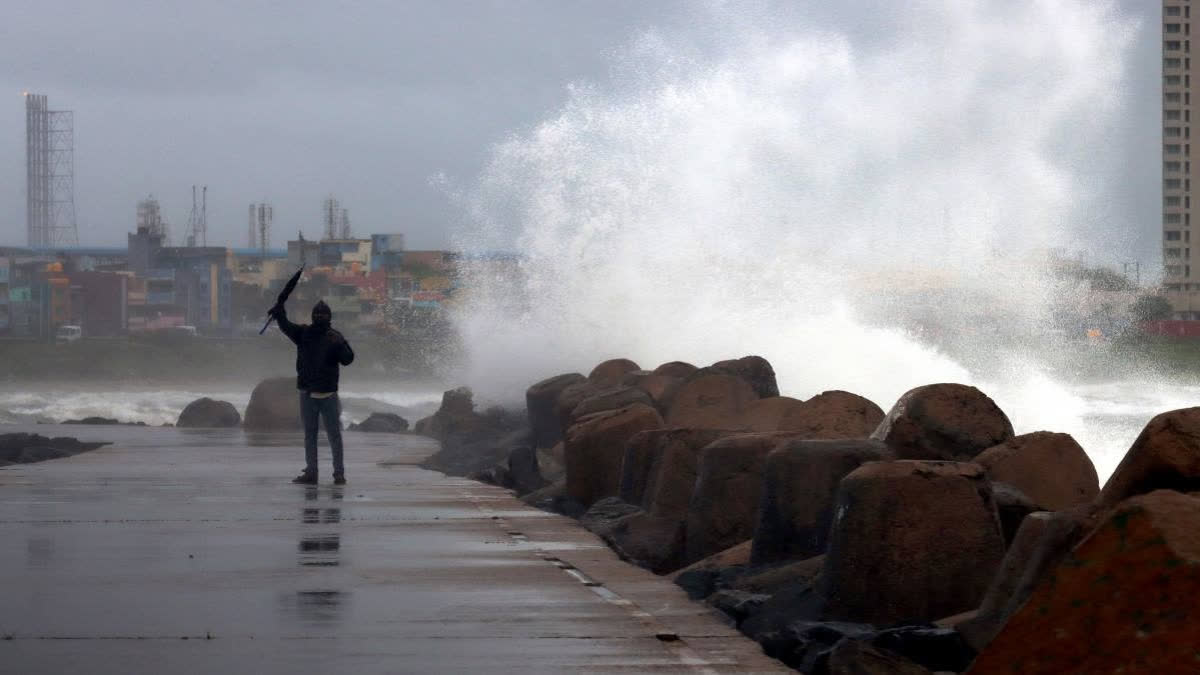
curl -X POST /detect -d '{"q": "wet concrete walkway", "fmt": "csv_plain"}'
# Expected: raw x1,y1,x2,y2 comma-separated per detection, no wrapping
0,425,784,674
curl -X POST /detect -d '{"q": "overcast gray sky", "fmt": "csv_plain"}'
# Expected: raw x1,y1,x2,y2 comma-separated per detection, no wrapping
0,0,1159,264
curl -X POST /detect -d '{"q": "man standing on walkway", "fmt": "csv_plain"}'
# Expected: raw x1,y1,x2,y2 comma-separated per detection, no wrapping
269,299,355,485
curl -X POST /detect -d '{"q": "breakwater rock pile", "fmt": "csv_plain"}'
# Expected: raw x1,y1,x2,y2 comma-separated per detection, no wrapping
416,355,1200,673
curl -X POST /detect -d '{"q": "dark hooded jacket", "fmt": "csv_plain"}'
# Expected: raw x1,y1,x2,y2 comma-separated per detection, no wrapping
274,301,355,392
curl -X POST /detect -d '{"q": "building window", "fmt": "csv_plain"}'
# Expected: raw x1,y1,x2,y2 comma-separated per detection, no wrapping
1167,143,1183,154
1167,75,1183,86
1168,213,1184,224
1168,265,1184,276
1166,161,1183,173
1166,178,1183,189
1167,6,1181,17
1166,41,1182,51
1167,126,1183,137
1168,230,1183,241
1167,195,1183,207
1167,92,1183,103
1167,248,1183,259
1167,109,1183,121
1168,24,1183,34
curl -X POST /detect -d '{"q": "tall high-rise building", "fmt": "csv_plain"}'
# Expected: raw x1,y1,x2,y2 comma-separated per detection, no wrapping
1164,3,1197,317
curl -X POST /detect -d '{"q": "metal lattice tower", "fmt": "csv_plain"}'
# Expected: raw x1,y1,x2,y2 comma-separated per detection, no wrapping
25,93,79,247
185,185,207,247
250,202,273,258
339,208,351,239
323,196,340,240
137,195,170,244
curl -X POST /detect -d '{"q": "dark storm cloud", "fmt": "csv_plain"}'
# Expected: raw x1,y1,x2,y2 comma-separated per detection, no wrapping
0,1,1162,267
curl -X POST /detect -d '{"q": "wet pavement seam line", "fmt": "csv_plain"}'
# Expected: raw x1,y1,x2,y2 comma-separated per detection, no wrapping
460,490,723,675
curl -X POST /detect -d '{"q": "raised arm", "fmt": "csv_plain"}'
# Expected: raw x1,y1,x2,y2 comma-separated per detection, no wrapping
270,304,303,345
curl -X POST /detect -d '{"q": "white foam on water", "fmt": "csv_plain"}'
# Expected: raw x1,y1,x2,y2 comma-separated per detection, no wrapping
448,1,1148,481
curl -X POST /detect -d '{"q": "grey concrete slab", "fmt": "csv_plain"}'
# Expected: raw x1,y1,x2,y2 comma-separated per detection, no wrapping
0,424,785,674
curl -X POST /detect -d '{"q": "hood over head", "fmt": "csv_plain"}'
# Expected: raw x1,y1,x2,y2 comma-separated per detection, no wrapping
311,300,332,326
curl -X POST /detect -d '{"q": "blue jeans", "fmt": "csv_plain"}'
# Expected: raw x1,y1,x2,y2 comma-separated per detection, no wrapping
299,392,344,477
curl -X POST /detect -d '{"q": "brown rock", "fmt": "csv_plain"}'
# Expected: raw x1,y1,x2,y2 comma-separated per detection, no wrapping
619,428,738,513
975,431,1098,511
526,373,586,449
598,511,688,574
570,386,655,423
684,432,802,564
738,396,809,431
732,555,825,595
750,439,892,565
1097,407,1200,508
971,490,1200,674
553,380,603,437
820,460,1006,626
242,377,301,431
825,640,934,675
665,373,759,429
710,355,779,398
989,481,1043,547
780,390,886,439
673,539,754,578
653,360,698,378
563,403,663,509
587,358,642,387
871,383,1014,461
620,371,680,410
956,508,1097,652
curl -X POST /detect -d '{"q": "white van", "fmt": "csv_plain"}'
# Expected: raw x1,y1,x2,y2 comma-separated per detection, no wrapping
55,325,82,343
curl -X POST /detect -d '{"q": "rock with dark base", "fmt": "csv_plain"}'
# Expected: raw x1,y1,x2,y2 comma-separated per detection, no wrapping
570,386,655,423
751,439,891,565
710,355,779,398
587,358,642,387
563,403,663,508
177,397,242,428
685,432,803,564
525,372,586,449
1096,406,1200,508
347,412,408,433
665,373,759,429
243,377,302,431
971,490,1200,674
871,383,1014,461
780,390,886,439
819,460,1006,627
975,431,1097,510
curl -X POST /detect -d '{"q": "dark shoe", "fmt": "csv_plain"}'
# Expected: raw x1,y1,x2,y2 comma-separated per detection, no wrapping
292,472,318,485
333,474,346,486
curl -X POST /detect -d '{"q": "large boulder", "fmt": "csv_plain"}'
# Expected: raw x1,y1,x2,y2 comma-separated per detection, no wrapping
563,403,663,508
525,372,586,449
176,397,242,428
652,360,698,378
956,507,1096,652
871,383,1014,461
553,380,604,437
1097,407,1200,508
738,396,809,432
684,432,802,564
974,431,1098,510
243,377,302,431
619,371,680,411
665,373,759,429
570,386,655,422
672,540,754,600
751,439,892,566
780,390,886,439
348,412,408,433
587,358,641,387
710,355,779,398
416,386,487,440
819,460,1006,626
971,490,1200,674
597,510,688,574
618,428,736,512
